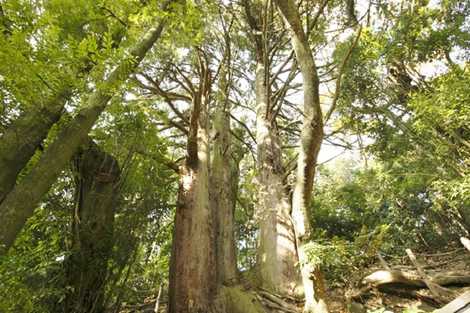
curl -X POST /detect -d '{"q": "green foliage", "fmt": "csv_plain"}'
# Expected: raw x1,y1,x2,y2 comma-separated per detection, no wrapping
313,158,455,248
235,166,258,270
303,226,390,284
0,177,73,312
1,0,469,310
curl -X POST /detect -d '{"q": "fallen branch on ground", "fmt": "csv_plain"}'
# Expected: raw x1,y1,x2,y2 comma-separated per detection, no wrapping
406,248,455,304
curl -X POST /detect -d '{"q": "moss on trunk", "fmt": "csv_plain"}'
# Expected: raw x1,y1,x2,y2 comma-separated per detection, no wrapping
220,286,266,313
0,18,168,254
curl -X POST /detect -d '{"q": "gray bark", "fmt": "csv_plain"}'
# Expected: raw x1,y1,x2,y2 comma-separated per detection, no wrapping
274,0,328,312
243,0,299,295
0,90,69,203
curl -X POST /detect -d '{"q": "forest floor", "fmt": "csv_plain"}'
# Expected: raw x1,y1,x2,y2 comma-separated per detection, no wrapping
328,247,470,313
120,248,470,313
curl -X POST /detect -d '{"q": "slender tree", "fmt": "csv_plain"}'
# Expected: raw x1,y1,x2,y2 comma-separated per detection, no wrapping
274,0,362,310
211,30,238,286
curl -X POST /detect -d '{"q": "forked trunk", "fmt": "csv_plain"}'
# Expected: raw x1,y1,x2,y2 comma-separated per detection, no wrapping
243,0,300,294
255,61,298,295
168,63,217,312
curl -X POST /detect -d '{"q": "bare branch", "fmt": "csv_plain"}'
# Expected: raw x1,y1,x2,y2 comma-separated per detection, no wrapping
324,25,362,122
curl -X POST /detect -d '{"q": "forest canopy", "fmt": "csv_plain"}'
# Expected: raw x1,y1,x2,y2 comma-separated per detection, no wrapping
0,0,469,312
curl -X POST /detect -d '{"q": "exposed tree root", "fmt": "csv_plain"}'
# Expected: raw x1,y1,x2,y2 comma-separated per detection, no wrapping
220,286,266,313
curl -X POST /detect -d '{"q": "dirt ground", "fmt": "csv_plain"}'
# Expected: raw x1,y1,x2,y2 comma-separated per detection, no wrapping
328,248,470,313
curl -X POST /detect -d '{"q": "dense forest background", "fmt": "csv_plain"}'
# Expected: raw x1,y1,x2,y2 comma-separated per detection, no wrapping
0,0,468,312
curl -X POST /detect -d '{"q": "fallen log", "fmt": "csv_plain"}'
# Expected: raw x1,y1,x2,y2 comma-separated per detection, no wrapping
406,248,455,304
432,274,470,286
363,270,470,288
354,246,470,309
349,284,439,306
435,291,470,313
363,270,425,287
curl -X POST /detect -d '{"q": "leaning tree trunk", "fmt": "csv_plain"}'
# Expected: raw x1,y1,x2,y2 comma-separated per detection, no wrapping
168,57,217,313
211,59,238,286
0,24,125,204
0,90,69,203
64,141,120,313
243,0,299,295
274,0,328,312
0,15,169,254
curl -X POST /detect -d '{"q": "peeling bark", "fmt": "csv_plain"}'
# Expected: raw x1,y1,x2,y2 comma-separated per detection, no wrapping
255,61,298,294
243,0,299,295
168,54,217,313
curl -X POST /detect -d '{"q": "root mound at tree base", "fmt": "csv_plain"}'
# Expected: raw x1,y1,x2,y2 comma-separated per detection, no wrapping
220,286,303,313
221,286,266,313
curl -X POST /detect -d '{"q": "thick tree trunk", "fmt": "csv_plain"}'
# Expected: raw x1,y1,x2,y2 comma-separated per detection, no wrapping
64,141,120,313
169,162,215,313
212,63,238,286
274,0,328,312
0,18,168,254
0,90,69,203
243,0,299,295
168,61,217,312
255,62,299,295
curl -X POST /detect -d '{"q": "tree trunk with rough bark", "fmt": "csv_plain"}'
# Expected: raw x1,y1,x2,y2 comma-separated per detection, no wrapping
168,57,217,313
255,61,299,295
274,0,328,312
211,61,238,286
243,0,299,295
64,141,120,313
0,17,168,254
